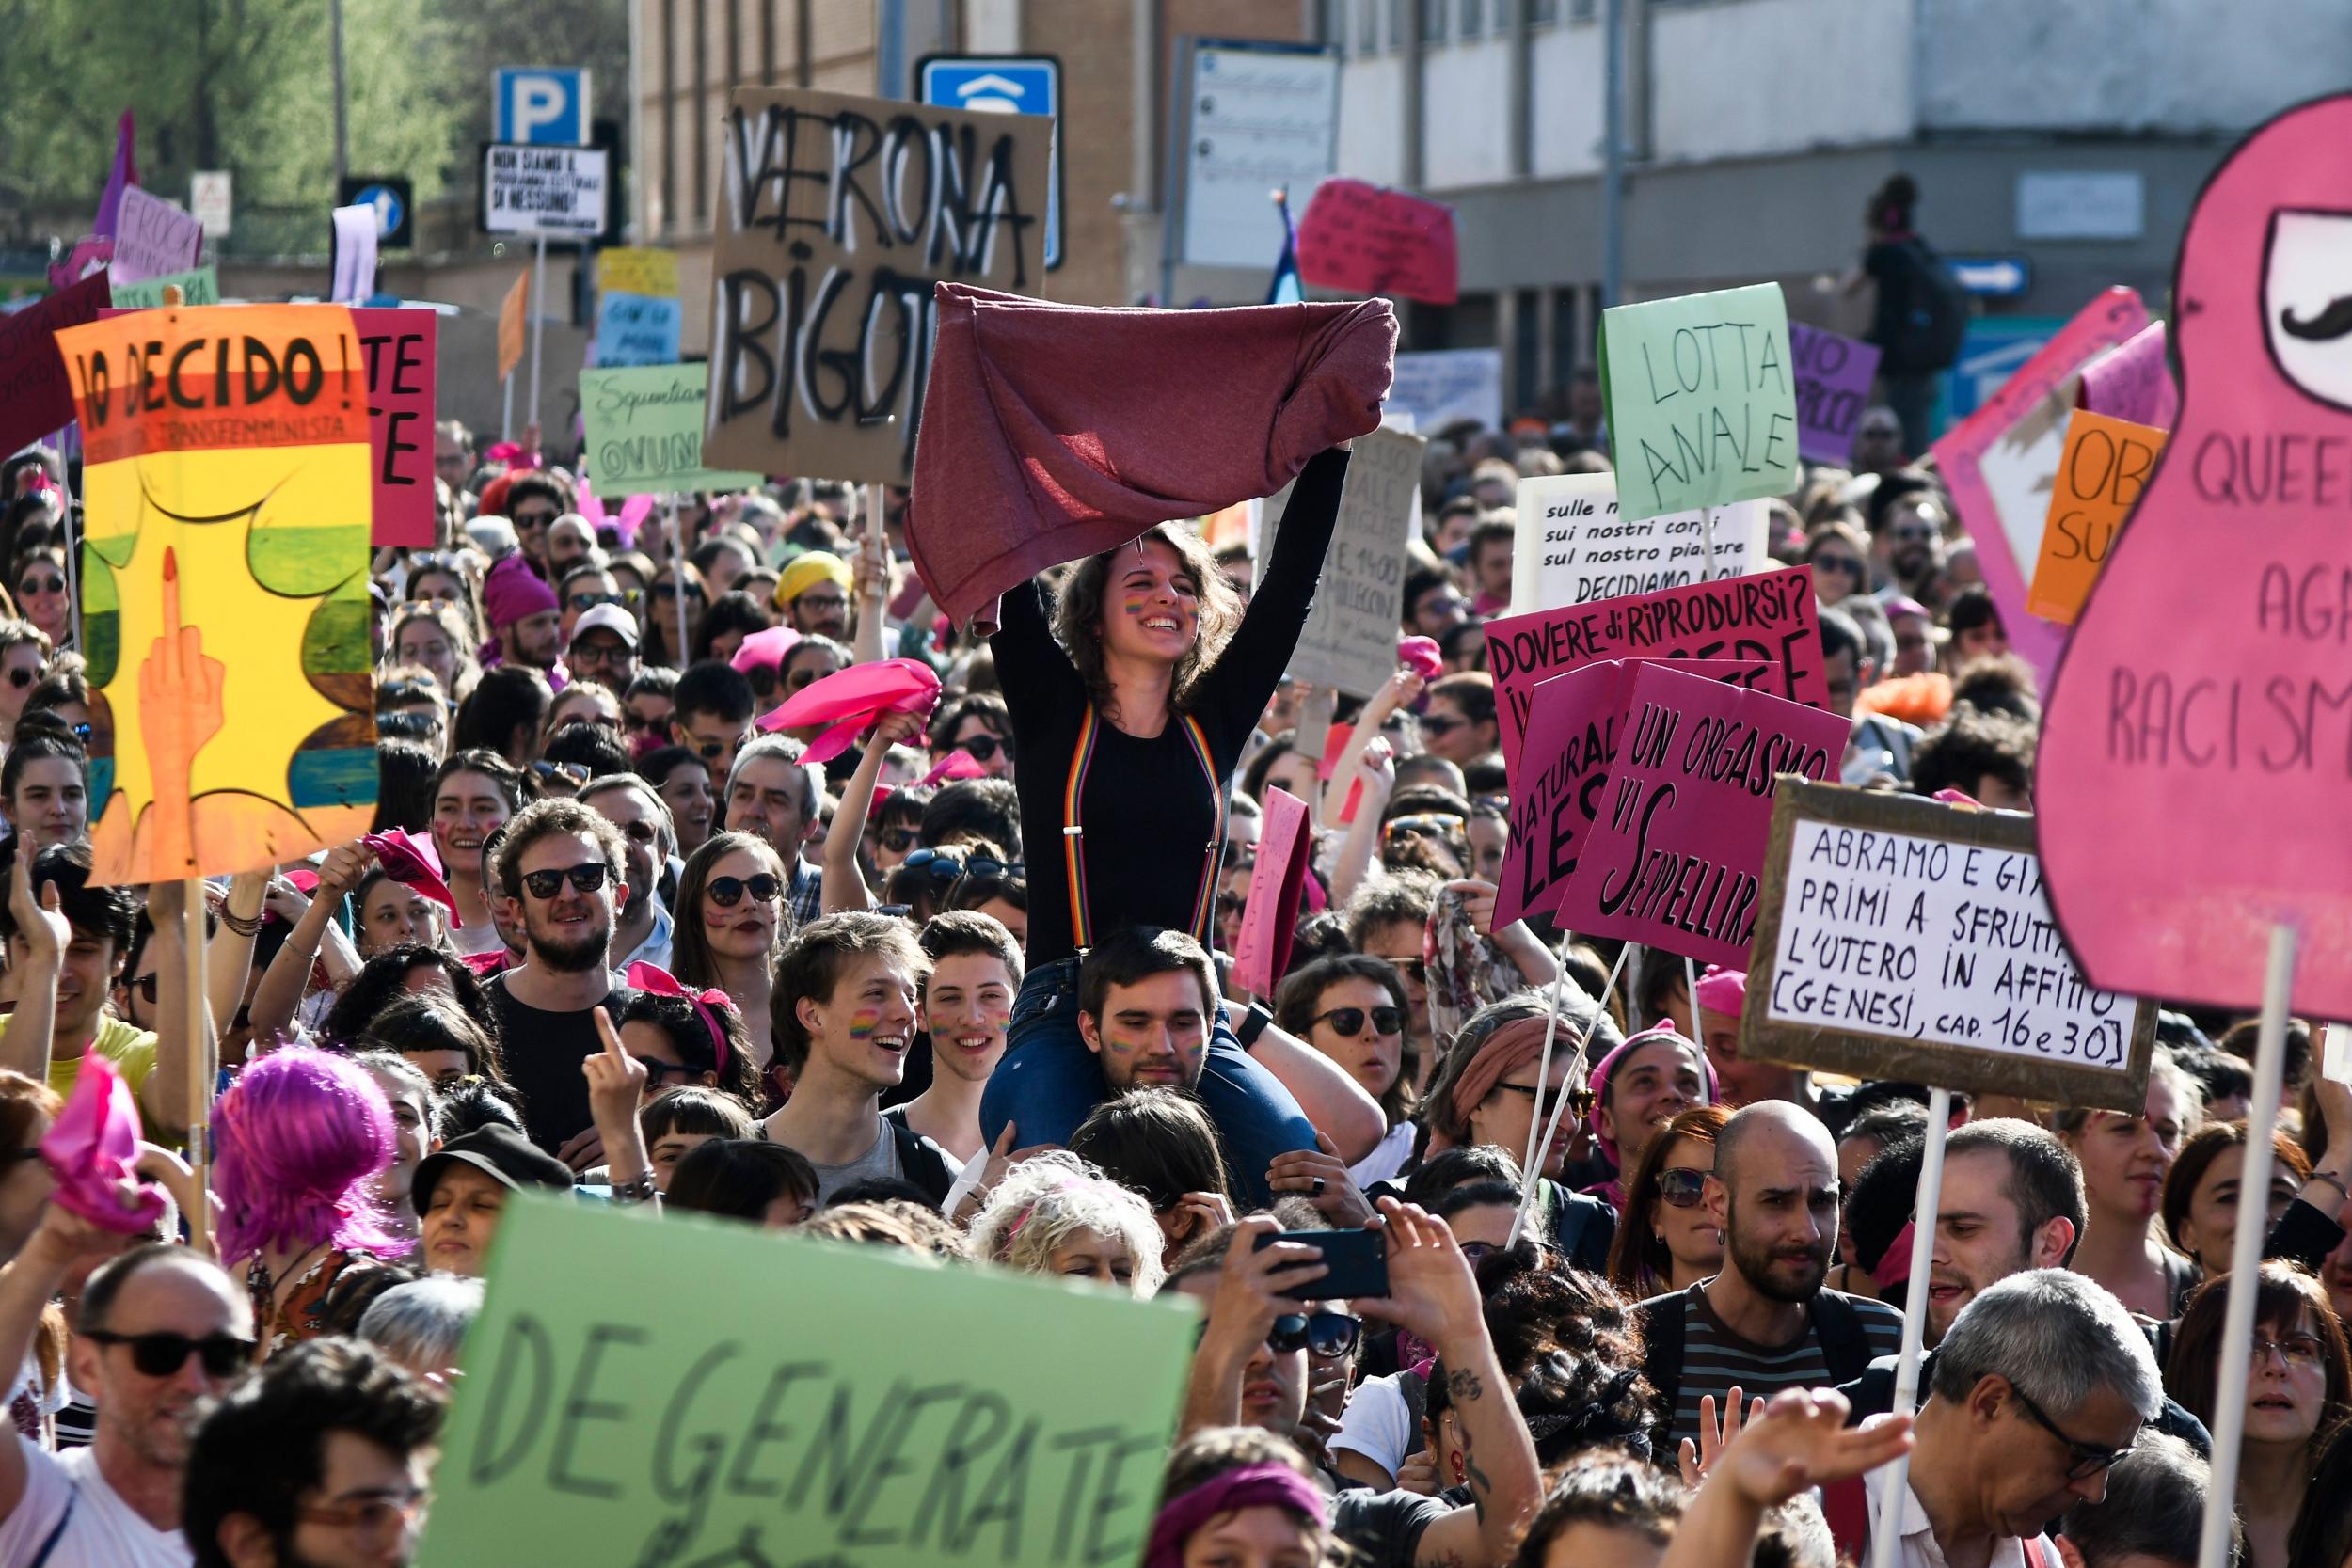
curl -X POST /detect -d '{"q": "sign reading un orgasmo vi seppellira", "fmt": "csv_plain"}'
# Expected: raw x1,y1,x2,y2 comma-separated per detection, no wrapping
704,87,1053,487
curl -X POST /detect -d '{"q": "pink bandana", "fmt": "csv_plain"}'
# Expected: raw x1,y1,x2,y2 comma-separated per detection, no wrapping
755,657,940,764
41,1055,167,1234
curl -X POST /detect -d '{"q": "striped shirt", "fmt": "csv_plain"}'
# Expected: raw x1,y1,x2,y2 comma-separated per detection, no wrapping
1656,1282,1905,1452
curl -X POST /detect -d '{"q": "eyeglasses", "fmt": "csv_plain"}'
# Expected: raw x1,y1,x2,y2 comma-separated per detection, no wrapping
707,872,782,906
652,581,706,601
954,735,1011,763
512,510,558,530
622,710,667,733
877,827,919,854
519,863,612,899
294,1489,427,1545
1199,1310,1362,1358
1491,1081,1596,1123
18,576,62,596
1418,715,1466,737
126,973,159,1005
568,592,624,612
635,1056,702,1086
2253,1333,2328,1368
532,762,590,787
1657,1166,1708,1208
795,592,849,612
2009,1385,2137,1481
83,1329,255,1378
1314,1006,1405,1038
1810,556,1866,578
903,848,1021,881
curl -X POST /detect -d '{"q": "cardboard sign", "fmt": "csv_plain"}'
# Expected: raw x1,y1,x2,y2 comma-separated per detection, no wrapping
1742,782,2154,1111
593,292,681,367
1232,785,1312,996
1509,472,1766,614
1486,564,1827,780
1294,177,1460,306
2078,321,2178,430
1598,283,1799,524
1555,663,1847,967
705,87,1051,485
482,143,610,237
2026,410,2167,626
2038,96,2352,1017
110,187,204,284
497,270,529,382
352,307,439,546
596,246,680,299
1266,426,1424,697
109,266,219,309
581,363,765,494
1788,323,1882,466
418,1194,1195,1568
0,272,111,457
56,304,379,884
1930,287,2150,681
1495,657,1752,929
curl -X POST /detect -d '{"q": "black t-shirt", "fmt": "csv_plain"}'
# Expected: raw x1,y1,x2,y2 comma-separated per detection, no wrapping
1863,238,1918,355
485,974,633,1153
1330,1486,1452,1568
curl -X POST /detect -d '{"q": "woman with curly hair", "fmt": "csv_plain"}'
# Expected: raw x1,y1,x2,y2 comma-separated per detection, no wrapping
968,1151,1166,1298
315,946,499,1059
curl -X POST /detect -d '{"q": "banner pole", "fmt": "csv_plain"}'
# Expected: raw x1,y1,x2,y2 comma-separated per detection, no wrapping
180,879,214,1256
2197,924,2300,1568
501,371,514,446
671,495,690,662
1701,504,1717,581
527,232,548,446
1506,936,1629,1248
1867,1085,1951,1568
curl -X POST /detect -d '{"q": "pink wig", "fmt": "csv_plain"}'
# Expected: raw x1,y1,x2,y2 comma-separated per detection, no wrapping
214,1046,410,1265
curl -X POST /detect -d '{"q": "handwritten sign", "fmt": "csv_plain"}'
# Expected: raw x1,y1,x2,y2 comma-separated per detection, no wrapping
1555,663,1846,968
482,143,610,237
2077,321,2178,430
1295,177,1460,306
596,247,680,300
352,307,438,546
1232,785,1312,996
497,270,529,383
1496,657,1752,929
594,292,682,368
1509,472,1766,614
0,272,111,457
1598,283,1799,523
1265,426,1424,697
418,1194,1194,1568
57,304,378,884
1387,348,1502,435
1486,565,1827,780
109,266,219,309
582,363,765,494
2026,410,2166,626
1788,323,1881,466
110,187,204,284
706,87,1050,485
1742,782,2154,1110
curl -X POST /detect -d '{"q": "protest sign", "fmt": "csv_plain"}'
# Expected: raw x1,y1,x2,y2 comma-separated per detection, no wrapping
1554,663,1846,967
329,203,377,305
594,292,682,368
0,272,111,458
596,246,680,299
1509,472,1766,614
497,270,529,383
1788,323,1881,466
1387,348,1501,435
1294,177,1460,306
706,87,1051,485
1232,785,1312,997
1263,426,1423,696
2026,410,2166,626
1931,286,2150,681
1486,564,1827,774
1495,657,1751,929
109,266,219,309
2078,321,2178,430
420,1193,1194,1568
351,307,438,546
482,143,610,237
1598,283,1799,523
581,363,765,494
56,304,378,884
110,186,203,285
1742,781,2154,1110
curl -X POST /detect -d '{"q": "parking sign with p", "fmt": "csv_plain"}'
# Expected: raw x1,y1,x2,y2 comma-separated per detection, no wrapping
495,67,591,146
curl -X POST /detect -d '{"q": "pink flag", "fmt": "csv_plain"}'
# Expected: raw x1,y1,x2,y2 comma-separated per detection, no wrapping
755,657,940,762
41,1054,167,1234
1232,786,1313,997
93,110,136,239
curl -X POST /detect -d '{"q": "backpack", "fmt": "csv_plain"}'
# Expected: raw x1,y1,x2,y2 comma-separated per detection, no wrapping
1638,1288,1877,1417
1883,238,1970,374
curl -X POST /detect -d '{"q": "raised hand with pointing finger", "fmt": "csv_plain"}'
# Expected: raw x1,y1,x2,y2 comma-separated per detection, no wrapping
138,546,226,878
582,1007,654,1199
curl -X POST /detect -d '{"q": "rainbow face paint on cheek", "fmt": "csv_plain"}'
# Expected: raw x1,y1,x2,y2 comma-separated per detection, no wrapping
1121,594,1150,618
848,1008,881,1040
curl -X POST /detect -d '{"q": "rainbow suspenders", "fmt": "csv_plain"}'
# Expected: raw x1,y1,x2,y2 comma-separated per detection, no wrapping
1062,705,1227,951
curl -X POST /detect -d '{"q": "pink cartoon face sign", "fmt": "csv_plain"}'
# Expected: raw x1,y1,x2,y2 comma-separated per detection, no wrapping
2040,93,2352,1016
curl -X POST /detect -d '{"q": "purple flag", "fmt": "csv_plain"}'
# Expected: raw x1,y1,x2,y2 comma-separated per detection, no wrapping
93,110,135,238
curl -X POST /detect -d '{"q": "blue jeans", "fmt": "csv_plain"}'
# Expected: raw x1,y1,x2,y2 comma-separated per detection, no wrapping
979,957,1314,1208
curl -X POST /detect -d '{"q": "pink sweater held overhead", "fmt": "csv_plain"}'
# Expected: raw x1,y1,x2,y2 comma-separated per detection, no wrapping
908,282,1398,630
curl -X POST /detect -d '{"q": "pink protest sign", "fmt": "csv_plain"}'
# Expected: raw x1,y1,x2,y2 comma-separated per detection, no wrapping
1931,287,2150,683
2041,94,2352,1017
352,307,438,546
0,272,110,457
1295,178,1461,307
2077,322,2179,430
110,185,203,284
1485,565,1827,786
1495,657,1752,929
1555,663,1848,967
1232,785,1312,998
1789,323,1882,466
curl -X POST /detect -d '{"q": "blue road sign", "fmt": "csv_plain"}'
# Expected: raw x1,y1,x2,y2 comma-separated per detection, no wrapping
919,55,1062,270
1938,316,2062,427
355,183,403,240
494,67,592,146
1948,255,2034,298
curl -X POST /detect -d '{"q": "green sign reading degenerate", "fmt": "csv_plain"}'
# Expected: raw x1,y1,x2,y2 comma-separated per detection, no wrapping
418,1195,1197,1568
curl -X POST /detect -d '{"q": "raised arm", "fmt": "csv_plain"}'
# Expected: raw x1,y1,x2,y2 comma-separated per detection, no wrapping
141,879,196,1139
245,846,371,1045
821,710,928,914
204,871,270,1038
0,851,67,1083
0,1210,130,1525
1194,449,1352,738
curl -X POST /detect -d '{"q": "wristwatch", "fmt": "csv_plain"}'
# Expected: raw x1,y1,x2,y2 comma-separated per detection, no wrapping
1235,1002,1275,1052
609,1171,658,1205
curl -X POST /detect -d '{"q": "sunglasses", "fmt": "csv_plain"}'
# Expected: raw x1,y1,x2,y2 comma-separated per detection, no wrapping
519,862,612,899
1417,714,1465,736
1314,1005,1405,1038
1492,1081,1596,1122
1195,1310,1362,1359
622,710,667,733
1657,1167,1708,1208
19,576,62,596
652,581,706,601
1382,815,1461,846
567,592,625,612
1810,556,1866,578
125,972,159,1005
707,872,782,906
902,848,1022,882
5,665,38,689
512,510,558,529
635,1055,702,1085
877,827,919,853
692,739,731,760
1385,957,1427,985
84,1329,254,1378
955,735,1011,763
532,761,590,787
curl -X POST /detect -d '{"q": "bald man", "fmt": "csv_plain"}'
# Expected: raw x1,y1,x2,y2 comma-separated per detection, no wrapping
1634,1101,1906,1455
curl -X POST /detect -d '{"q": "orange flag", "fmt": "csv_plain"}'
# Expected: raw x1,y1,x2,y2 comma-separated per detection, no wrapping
497,270,529,382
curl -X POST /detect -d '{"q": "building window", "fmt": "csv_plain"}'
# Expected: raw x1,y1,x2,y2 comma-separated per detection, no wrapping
1422,0,1447,42
1527,0,1557,21
1388,0,1405,49
1460,0,1483,38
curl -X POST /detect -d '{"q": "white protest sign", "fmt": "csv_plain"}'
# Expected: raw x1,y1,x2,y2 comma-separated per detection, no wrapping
482,143,610,236
1263,427,1425,698
1509,472,1767,614
330,203,378,304
1742,782,2154,1111
1387,347,1502,436
111,186,204,284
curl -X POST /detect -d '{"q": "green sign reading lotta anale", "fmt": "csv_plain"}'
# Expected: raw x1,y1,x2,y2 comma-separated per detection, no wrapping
1598,281,1800,524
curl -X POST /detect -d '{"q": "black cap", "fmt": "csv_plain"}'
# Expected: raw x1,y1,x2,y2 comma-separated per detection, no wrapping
412,1123,575,1212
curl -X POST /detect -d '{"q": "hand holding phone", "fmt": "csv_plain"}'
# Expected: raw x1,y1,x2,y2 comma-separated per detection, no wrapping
1254,1227,1389,1301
